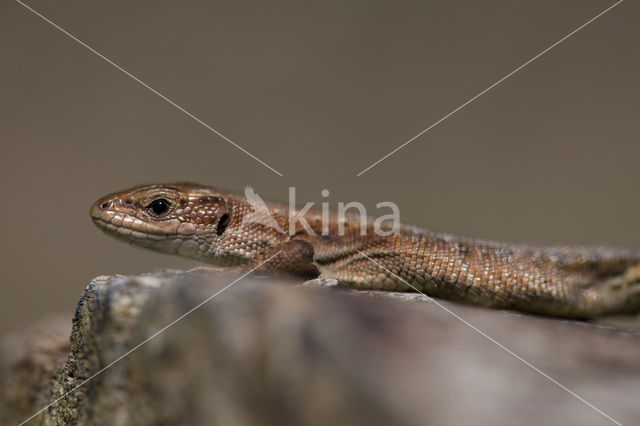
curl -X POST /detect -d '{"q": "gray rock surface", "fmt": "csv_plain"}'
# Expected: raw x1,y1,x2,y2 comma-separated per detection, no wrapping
0,316,70,425
2,271,640,425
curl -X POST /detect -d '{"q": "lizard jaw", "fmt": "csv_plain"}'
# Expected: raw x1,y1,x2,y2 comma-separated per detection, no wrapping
90,201,203,256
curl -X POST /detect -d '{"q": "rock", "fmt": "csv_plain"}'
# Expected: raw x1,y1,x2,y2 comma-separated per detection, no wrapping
0,316,70,425
2,270,640,425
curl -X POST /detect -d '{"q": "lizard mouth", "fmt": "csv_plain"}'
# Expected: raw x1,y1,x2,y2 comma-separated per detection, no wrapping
90,202,180,243
90,215,176,247
90,200,204,259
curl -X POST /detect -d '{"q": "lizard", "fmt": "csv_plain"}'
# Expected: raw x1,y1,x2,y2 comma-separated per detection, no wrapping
90,183,640,318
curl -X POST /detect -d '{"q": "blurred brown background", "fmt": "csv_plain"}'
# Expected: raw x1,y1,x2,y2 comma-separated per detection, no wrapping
1,0,638,332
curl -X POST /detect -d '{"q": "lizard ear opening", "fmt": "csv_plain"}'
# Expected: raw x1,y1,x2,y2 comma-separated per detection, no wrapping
216,213,230,236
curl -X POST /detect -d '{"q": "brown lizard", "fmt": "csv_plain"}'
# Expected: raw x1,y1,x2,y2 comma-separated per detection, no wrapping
90,183,640,318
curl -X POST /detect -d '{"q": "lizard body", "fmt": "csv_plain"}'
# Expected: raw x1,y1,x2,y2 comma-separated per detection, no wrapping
90,183,640,318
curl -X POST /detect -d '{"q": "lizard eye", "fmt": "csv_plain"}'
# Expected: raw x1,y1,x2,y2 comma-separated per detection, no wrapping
146,198,172,217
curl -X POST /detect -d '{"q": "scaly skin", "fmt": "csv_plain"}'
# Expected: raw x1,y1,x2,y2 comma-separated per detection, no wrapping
90,183,640,318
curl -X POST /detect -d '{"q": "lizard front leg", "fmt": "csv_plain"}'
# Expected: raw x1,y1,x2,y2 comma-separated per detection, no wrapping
254,239,320,278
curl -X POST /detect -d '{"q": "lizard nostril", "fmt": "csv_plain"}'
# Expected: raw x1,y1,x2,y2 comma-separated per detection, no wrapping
100,202,110,210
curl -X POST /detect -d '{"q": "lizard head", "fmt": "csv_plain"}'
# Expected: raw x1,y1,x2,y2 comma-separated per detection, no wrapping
90,183,234,261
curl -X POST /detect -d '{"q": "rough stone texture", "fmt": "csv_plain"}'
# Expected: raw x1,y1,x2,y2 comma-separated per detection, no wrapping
2,271,640,426
0,316,70,425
